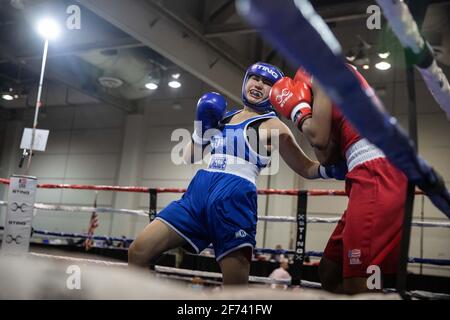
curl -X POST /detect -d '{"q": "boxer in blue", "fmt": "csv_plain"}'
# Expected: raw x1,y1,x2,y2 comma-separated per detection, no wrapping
128,62,346,285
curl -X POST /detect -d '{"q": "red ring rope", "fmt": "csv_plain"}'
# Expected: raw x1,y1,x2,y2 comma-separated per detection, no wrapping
0,178,424,196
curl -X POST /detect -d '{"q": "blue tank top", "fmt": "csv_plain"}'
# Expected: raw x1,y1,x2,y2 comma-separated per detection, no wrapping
206,110,277,184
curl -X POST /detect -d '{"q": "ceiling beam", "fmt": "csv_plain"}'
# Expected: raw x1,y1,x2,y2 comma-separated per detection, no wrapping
207,0,235,24
0,47,135,113
78,0,244,104
0,37,144,65
145,0,247,71
204,23,256,38
39,58,135,113
204,13,368,38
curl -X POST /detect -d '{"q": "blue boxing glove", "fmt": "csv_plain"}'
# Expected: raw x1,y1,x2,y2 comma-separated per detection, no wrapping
318,160,348,180
192,92,227,146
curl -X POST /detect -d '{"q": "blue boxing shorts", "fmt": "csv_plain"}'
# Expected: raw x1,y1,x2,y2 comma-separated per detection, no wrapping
156,169,258,261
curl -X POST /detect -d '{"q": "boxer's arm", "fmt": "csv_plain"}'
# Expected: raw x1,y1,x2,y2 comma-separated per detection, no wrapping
265,118,320,179
302,81,333,150
314,139,342,165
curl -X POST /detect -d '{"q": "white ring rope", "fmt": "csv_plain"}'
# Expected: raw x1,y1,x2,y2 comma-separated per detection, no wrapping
376,0,424,53
157,274,223,285
155,265,291,285
376,0,450,119
27,253,450,299
416,60,450,120
1,201,448,228
0,200,149,217
29,252,289,285
29,252,128,267
259,215,450,228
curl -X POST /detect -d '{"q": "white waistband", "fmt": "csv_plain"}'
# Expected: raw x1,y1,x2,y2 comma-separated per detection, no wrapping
205,154,259,185
345,139,386,172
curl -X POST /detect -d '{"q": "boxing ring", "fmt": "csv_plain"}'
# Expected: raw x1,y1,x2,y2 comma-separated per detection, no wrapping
0,178,448,300
1,0,449,302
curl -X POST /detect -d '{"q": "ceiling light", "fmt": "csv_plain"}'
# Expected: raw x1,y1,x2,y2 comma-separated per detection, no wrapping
168,80,181,89
145,82,158,90
98,76,123,89
37,18,61,40
2,94,14,101
363,64,370,70
378,51,390,59
171,73,180,79
375,61,391,70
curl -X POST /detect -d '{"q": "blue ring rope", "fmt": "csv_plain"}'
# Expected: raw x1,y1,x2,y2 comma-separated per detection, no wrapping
4,227,445,266
236,0,450,217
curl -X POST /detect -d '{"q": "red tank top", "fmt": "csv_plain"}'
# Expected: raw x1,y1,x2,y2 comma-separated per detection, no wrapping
330,66,371,157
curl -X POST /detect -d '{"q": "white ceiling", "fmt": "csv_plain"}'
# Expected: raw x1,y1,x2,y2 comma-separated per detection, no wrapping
0,0,449,113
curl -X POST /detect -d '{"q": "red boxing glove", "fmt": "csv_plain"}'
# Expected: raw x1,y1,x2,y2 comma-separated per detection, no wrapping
269,77,313,131
294,66,313,88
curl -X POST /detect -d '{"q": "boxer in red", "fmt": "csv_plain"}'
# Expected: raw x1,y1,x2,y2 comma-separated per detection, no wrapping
270,65,408,294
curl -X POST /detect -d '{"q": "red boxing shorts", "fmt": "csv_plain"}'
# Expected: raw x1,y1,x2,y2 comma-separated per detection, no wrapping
323,157,408,278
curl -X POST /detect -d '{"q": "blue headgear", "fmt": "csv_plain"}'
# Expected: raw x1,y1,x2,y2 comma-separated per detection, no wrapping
242,62,284,112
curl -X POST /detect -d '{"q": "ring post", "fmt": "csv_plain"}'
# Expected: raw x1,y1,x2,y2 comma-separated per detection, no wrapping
292,190,308,285
1,175,37,254
148,188,157,222
396,0,430,299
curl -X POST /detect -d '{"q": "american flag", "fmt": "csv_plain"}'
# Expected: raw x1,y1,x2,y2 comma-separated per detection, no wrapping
84,192,99,251
348,249,361,258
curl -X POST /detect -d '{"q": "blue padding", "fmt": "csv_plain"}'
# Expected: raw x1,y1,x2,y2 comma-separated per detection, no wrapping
4,226,447,266
238,0,449,217
32,229,132,243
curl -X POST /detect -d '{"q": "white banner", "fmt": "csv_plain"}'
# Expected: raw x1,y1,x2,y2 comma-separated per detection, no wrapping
1,175,37,254
20,128,49,152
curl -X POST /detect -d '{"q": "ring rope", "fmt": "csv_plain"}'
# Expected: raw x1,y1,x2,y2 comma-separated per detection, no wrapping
235,0,450,217
5,228,446,267
0,178,424,196
375,0,450,119
33,229,132,244
26,252,450,299
259,215,450,228
28,252,289,285
29,252,128,267
3,201,149,217
253,248,450,266
1,200,447,228
156,273,224,285
154,265,291,285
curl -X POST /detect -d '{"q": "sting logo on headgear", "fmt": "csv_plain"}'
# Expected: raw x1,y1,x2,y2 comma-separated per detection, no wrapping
253,64,280,80
242,62,284,113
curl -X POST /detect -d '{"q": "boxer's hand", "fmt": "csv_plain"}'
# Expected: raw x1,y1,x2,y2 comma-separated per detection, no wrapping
294,66,313,88
270,77,313,131
318,160,348,180
192,92,227,145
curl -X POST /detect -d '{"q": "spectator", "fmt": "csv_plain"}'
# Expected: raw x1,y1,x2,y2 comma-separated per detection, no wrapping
269,258,291,289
